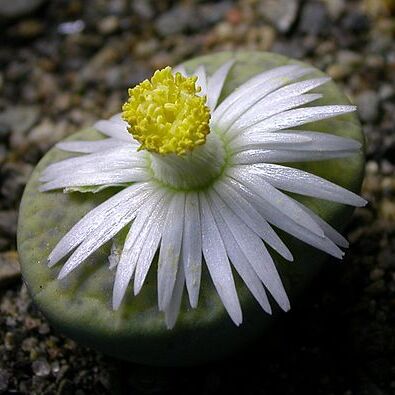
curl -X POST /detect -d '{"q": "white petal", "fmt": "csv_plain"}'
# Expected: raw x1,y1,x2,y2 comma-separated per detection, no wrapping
215,67,313,132
56,138,125,153
41,156,146,183
112,190,169,309
48,183,152,266
232,129,361,153
108,240,121,270
249,163,367,206
210,200,272,314
228,93,323,135
41,145,145,181
265,77,331,102
57,186,152,279
228,168,325,237
214,180,293,261
110,113,127,125
158,193,185,311
94,119,134,142
207,60,234,110
231,131,312,152
213,64,311,123
41,154,146,182
229,177,344,258
199,192,242,325
293,201,349,248
282,130,362,151
172,64,188,76
209,190,289,311
242,105,356,136
39,168,148,191
182,192,202,308
194,65,208,97
233,148,358,165
164,263,185,329
133,196,170,295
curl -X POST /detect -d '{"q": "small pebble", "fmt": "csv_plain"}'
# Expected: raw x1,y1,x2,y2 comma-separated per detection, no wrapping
0,0,46,19
323,0,346,20
4,332,14,350
98,16,119,35
370,268,385,281
356,90,380,122
0,251,20,288
10,19,44,38
0,210,17,238
32,358,51,377
0,106,39,137
258,0,299,33
299,2,330,35
0,369,10,392
379,199,395,221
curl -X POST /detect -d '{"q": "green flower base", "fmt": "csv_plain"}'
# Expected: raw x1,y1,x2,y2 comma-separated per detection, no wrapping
17,51,365,366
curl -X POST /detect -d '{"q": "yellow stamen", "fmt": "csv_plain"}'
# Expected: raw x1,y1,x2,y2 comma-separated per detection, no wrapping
122,66,211,156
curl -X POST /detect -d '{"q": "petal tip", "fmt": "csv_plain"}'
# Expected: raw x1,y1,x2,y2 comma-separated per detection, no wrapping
57,269,67,280
47,258,56,268
357,196,368,207
112,292,122,311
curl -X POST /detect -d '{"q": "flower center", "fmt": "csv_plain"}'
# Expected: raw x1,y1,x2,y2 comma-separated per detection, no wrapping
122,66,211,156
149,132,227,190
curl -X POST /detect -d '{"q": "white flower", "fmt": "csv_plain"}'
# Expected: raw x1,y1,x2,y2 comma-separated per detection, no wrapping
40,61,366,329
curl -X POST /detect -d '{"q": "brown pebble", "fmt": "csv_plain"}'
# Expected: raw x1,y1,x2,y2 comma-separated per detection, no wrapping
0,251,21,289
370,268,385,281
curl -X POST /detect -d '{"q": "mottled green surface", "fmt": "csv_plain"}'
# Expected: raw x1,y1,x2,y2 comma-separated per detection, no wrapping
17,51,364,366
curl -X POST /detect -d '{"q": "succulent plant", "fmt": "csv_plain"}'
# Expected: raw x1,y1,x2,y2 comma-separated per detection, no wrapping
18,51,365,365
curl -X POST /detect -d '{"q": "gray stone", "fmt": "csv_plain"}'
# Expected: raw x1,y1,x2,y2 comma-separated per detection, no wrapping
258,0,299,33
0,210,18,238
342,11,369,33
80,45,120,84
337,50,363,68
299,2,330,35
97,16,119,35
0,251,20,288
0,106,39,137
155,5,195,36
0,238,9,251
32,358,51,377
0,162,33,207
155,2,232,36
0,144,6,163
379,84,395,101
272,38,308,59
28,119,68,150
104,62,151,90
10,19,45,38
356,90,380,122
322,0,346,20
57,20,85,35
0,0,46,19
132,0,154,19
199,2,233,26
0,369,10,392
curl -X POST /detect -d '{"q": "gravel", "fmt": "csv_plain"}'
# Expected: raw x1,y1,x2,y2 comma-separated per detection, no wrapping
299,1,330,35
0,0,46,19
1,0,394,394
257,0,299,33
356,90,381,123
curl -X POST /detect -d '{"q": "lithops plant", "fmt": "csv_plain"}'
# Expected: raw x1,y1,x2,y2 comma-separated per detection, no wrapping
18,51,366,365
